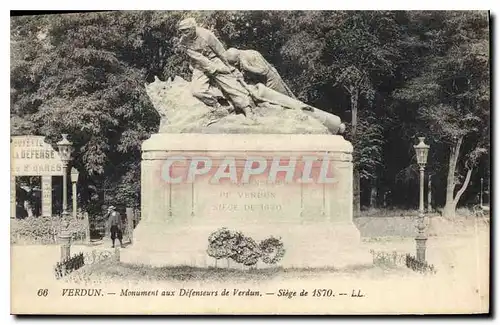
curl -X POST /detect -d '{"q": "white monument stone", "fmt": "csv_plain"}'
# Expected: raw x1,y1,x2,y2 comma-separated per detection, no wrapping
123,32,371,269
122,133,371,268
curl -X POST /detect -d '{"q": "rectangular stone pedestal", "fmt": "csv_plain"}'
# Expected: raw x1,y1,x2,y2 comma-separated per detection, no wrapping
121,134,372,269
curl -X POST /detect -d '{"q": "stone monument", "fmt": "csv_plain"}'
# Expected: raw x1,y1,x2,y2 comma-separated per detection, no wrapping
121,18,370,269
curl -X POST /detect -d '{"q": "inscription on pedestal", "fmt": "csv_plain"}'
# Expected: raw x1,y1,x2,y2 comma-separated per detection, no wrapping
213,189,282,213
128,134,364,268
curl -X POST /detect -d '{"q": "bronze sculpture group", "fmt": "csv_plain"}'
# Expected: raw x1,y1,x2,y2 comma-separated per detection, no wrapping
177,17,345,134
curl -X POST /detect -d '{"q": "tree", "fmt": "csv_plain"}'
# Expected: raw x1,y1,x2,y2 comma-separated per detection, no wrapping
395,11,490,218
353,111,385,207
11,15,51,135
11,11,490,217
281,11,402,216
11,12,164,212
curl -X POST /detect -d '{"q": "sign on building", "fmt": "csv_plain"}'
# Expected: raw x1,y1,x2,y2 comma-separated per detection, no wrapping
11,135,64,218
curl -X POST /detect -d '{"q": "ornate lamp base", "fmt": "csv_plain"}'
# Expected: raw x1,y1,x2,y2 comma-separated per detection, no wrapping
415,236,427,262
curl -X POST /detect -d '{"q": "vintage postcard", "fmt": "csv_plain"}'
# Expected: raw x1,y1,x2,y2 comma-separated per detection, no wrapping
10,10,490,315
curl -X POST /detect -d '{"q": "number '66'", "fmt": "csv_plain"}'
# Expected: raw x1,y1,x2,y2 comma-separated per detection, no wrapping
37,289,48,297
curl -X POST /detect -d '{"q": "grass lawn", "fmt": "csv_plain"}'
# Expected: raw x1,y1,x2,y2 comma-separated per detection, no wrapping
11,214,489,314
67,257,413,284
63,215,487,284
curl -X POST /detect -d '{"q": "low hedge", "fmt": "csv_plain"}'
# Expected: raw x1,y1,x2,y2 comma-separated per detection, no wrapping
11,215,88,245
55,252,85,279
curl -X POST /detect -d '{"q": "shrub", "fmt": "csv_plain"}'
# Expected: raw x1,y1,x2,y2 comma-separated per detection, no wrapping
54,252,85,279
405,254,437,274
55,250,114,280
369,250,437,274
11,216,57,244
370,250,437,274
370,249,407,267
207,228,285,267
11,215,88,244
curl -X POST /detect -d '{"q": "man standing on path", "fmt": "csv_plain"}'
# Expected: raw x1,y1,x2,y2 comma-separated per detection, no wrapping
106,206,123,248
177,17,255,118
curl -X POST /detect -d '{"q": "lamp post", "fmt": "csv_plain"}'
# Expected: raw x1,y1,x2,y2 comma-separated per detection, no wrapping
59,219,71,262
414,137,430,262
71,167,79,219
427,174,432,213
57,134,73,218
480,177,484,206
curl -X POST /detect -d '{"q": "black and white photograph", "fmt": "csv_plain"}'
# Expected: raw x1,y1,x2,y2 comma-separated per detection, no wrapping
9,10,490,315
